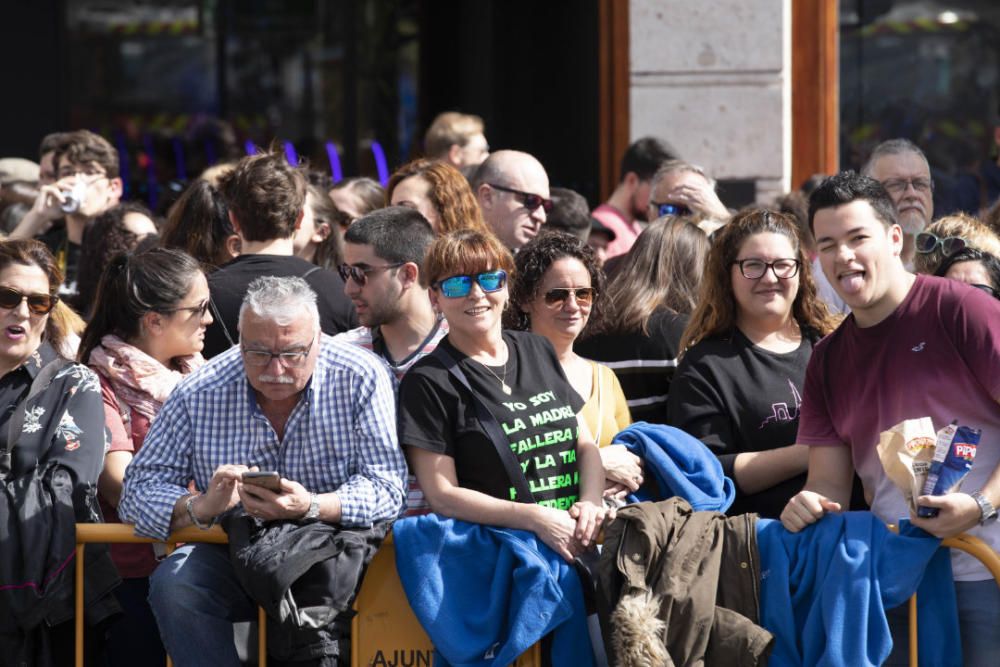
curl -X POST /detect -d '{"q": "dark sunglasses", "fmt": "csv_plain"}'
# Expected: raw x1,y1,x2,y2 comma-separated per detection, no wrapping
436,270,508,298
543,287,595,306
337,262,404,286
162,299,210,318
651,201,692,218
971,283,999,299
488,183,553,214
915,232,967,257
0,286,59,315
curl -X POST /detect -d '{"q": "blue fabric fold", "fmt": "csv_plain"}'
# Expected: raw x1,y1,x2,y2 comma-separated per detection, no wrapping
612,421,736,512
392,514,595,667
756,512,960,667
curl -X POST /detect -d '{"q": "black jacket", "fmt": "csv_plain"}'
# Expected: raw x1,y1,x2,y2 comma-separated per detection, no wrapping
597,498,773,667
224,513,390,665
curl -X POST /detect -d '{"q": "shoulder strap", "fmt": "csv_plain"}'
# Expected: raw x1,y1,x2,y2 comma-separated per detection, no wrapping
301,265,322,280
209,296,236,347
430,345,536,504
2,357,72,476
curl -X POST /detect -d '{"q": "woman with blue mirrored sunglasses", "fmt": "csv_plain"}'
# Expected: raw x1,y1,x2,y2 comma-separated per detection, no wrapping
434,270,508,298
399,230,612,572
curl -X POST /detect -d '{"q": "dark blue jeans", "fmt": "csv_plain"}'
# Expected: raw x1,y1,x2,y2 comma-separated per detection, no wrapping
148,543,257,667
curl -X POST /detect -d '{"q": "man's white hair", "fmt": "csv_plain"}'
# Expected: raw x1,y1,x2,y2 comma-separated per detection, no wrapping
238,275,320,332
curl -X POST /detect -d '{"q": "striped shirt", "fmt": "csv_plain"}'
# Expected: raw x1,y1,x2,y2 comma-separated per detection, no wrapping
335,320,448,516
119,335,407,539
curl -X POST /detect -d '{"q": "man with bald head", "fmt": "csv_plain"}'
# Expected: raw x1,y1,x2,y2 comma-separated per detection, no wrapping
472,150,551,251
862,138,934,268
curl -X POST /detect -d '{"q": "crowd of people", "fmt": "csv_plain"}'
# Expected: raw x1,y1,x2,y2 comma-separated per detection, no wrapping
0,109,999,666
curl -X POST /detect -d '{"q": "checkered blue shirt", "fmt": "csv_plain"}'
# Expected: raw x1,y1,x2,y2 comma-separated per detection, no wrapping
119,335,407,539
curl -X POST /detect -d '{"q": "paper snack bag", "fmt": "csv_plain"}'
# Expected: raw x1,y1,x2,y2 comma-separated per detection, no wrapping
876,417,937,513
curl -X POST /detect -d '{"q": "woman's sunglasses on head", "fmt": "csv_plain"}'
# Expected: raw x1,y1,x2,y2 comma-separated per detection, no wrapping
915,233,967,257
0,286,59,315
435,270,508,298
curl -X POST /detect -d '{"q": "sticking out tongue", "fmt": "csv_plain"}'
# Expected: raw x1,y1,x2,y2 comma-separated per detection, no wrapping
839,272,865,295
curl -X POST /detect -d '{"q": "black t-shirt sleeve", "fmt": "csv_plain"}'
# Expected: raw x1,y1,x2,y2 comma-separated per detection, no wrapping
667,351,738,478
397,360,459,455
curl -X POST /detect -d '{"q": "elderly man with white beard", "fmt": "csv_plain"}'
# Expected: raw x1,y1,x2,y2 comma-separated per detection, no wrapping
862,138,935,269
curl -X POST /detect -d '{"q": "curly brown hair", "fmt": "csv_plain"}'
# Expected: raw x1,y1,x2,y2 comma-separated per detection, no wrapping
218,152,306,242
505,232,605,333
680,208,838,352
387,159,489,235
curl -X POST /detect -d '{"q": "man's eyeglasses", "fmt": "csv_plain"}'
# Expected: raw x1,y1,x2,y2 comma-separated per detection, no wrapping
543,287,595,307
435,270,508,298
650,201,692,218
915,233,967,257
732,258,801,280
488,184,553,214
337,262,404,287
882,178,934,195
0,286,59,315
161,299,210,318
241,338,315,368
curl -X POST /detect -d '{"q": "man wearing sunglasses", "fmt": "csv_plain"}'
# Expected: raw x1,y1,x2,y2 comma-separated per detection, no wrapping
646,159,730,230
591,136,677,259
203,152,357,358
473,150,551,252
10,130,123,297
782,171,1000,665
862,138,934,269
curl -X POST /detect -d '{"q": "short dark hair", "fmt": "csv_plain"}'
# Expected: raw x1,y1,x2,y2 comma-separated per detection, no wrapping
56,130,120,178
344,206,436,267
543,187,591,241
620,136,679,182
39,131,72,158
807,171,898,234
218,152,306,242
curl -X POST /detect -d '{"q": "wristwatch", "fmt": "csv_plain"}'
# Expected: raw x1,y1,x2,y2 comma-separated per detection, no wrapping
970,491,998,525
303,493,320,522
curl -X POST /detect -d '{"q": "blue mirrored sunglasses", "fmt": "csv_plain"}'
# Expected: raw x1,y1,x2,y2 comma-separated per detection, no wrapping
436,270,508,298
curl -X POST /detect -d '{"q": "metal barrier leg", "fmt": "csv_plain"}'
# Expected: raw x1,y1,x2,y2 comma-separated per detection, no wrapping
75,544,85,667
908,594,918,667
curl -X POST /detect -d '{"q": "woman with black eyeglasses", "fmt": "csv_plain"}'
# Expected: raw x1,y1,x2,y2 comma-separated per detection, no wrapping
397,230,610,563
936,247,1000,300
668,209,839,519
78,247,211,666
0,240,117,664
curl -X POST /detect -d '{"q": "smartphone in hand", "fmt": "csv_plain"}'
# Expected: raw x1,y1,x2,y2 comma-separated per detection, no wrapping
241,471,281,492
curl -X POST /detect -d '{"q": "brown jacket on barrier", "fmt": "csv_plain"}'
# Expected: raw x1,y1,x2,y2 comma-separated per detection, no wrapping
596,498,773,666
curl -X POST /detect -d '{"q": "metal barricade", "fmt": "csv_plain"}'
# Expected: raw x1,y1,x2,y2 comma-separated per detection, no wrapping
74,523,266,667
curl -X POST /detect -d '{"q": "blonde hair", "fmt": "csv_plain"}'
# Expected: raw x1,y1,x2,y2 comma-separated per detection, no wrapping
913,213,1000,274
424,112,484,159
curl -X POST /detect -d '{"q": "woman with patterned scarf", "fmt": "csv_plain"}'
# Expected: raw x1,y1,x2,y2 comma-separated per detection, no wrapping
79,247,212,666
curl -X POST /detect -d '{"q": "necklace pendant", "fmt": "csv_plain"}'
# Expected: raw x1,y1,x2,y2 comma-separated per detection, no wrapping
501,382,512,395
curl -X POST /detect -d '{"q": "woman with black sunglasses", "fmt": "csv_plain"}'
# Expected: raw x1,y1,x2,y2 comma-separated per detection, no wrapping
507,233,643,498
77,247,211,666
397,230,610,563
0,239,117,664
668,209,839,519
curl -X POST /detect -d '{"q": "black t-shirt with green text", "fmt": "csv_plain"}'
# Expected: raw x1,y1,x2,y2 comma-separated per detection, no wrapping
398,330,585,510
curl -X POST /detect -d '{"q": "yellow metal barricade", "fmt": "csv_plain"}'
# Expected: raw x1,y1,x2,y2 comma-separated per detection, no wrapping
350,533,542,667
892,529,1000,667
74,523,267,667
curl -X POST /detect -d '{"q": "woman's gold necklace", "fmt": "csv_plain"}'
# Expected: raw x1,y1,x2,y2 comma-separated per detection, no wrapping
477,346,511,395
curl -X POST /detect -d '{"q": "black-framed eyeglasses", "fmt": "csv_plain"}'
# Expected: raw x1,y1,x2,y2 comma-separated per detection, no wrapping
487,183,553,213
0,286,59,315
543,287,596,307
914,232,967,257
650,201,692,218
882,177,934,195
732,258,801,280
241,337,315,367
337,262,404,286
161,299,210,318
971,283,999,299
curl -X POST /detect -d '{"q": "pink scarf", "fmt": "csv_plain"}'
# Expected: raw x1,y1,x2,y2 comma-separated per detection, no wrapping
88,334,204,421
